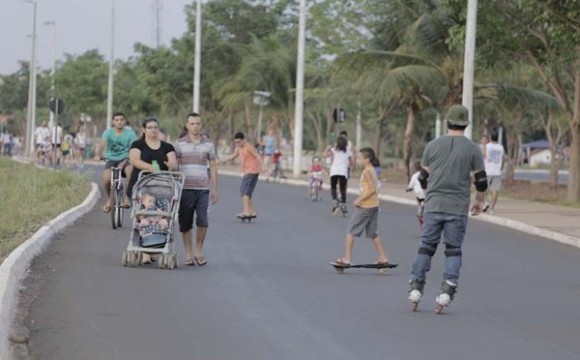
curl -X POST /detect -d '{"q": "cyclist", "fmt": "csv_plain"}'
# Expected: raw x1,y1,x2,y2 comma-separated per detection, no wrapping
94,112,138,213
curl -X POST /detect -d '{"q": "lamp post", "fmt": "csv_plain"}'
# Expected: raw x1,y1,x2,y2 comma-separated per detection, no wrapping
23,0,37,157
253,91,271,142
192,0,202,112
44,20,56,130
292,0,307,178
462,0,478,139
106,0,116,129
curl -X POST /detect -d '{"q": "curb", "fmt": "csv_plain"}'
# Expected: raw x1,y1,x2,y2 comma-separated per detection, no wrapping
220,170,580,249
0,182,100,360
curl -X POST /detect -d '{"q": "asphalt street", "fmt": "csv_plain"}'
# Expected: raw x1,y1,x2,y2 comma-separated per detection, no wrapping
15,167,580,360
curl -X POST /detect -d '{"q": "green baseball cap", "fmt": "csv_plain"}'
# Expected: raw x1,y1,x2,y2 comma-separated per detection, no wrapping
446,105,470,126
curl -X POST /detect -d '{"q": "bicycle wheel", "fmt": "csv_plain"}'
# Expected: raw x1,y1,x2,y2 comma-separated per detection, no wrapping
111,188,118,229
116,186,124,228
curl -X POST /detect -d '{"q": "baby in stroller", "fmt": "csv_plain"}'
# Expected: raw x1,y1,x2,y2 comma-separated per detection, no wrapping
122,171,185,269
137,193,169,236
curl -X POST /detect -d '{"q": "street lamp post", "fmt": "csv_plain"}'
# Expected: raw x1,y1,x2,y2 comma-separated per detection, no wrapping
106,0,116,129
24,0,37,157
292,0,307,178
44,20,56,130
462,0,478,140
192,0,202,112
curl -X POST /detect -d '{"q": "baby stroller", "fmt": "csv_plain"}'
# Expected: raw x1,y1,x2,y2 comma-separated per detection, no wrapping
121,171,185,269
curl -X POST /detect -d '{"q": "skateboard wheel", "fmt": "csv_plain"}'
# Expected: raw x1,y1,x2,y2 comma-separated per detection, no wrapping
378,268,388,275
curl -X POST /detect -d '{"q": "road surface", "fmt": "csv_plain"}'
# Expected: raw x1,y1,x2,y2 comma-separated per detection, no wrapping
14,169,580,360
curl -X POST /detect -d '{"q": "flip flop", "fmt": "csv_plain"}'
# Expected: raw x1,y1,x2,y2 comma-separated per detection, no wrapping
335,258,351,267
102,204,112,213
121,201,131,209
184,258,195,266
194,255,207,266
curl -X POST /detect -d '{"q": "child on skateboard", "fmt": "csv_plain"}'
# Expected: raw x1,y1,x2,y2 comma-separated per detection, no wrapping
335,147,391,267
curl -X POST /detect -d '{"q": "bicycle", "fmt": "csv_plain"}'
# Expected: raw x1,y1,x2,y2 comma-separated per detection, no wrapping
110,166,125,229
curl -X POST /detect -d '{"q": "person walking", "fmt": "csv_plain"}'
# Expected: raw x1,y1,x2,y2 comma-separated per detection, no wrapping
482,129,505,214
94,112,138,213
335,147,391,266
324,136,353,215
174,113,218,266
128,117,178,264
408,105,488,314
219,131,261,219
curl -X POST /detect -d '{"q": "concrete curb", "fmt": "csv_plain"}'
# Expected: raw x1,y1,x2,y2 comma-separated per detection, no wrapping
0,182,100,360
220,170,580,249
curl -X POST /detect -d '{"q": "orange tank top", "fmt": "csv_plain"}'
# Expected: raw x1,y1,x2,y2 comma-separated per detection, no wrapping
240,144,261,175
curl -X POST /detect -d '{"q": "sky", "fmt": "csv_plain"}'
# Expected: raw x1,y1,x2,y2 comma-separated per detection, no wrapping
0,0,194,75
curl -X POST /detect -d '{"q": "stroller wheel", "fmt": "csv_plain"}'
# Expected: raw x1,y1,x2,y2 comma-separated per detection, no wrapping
121,251,129,267
130,251,140,267
167,255,176,270
158,254,167,269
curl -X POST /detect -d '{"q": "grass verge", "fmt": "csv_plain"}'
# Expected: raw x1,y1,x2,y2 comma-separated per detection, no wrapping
0,158,92,263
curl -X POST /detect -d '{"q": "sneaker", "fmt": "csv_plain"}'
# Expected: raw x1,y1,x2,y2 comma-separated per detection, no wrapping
482,203,490,213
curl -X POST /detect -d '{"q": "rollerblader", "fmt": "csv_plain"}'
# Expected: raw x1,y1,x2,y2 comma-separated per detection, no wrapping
408,105,487,313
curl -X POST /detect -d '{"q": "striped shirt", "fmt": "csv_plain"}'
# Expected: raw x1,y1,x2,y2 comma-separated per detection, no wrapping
175,136,216,190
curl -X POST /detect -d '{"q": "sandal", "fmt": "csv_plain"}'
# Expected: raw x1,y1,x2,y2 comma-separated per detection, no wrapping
102,203,112,213
194,255,207,266
184,258,195,266
335,258,351,267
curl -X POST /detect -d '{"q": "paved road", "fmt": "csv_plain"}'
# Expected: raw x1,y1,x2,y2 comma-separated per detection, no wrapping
16,169,580,360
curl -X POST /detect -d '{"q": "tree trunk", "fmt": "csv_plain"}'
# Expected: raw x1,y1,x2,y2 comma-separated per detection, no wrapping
548,144,560,188
374,117,384,160
504,132,519,185
568,122,580,201
403,101,416,181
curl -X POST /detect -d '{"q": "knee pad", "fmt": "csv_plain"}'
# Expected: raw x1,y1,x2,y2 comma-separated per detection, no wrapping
444,244,462,257
418,244,437,257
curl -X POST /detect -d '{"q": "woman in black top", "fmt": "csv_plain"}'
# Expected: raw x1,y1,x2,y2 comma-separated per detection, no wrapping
127,117,178,199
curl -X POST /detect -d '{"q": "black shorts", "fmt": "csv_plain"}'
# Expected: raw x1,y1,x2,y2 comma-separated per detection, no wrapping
105,159,129,176
179,189,210,232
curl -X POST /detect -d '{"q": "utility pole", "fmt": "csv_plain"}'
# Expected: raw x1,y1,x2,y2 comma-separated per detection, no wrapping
192,0,202,112
292,0,306,178
462,0,478,140
152,0,162,48
24,0,37,157
44,20,56,130
106,0,116,129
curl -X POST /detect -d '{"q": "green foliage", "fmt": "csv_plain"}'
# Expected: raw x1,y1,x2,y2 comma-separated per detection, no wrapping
0,159,92,262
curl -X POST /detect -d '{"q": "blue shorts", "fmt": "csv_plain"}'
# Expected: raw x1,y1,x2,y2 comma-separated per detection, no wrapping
240,174,259,197
179,189,210,231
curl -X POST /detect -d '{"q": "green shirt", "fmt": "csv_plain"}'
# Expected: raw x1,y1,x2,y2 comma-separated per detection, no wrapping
102,127,138,161
421,135,485,215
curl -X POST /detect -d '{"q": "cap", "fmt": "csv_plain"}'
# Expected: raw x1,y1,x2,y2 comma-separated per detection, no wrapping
446,105,470,126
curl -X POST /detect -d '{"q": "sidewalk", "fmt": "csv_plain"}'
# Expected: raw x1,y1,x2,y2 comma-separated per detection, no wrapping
218,164,580,249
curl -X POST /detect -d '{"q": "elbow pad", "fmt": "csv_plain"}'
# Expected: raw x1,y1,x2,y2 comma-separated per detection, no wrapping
418,168,429,190
474,170,488,192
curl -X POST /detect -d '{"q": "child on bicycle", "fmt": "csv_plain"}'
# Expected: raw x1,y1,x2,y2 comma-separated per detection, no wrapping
335,147,390,266
137,193,168,235
309,155,326,200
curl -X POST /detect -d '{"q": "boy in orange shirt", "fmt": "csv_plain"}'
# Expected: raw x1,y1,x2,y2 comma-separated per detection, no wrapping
219,132,262,218
335,148,390,266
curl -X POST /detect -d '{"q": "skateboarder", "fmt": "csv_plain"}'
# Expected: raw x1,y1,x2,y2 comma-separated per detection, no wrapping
335,147,390,267
408,105,488,313
219,131,262,219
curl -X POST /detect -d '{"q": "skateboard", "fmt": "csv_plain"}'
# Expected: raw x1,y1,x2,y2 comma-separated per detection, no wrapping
236,214,257,222
329,261,398,274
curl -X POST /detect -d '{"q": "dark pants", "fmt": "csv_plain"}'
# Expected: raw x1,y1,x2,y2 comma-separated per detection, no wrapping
330,175,347,203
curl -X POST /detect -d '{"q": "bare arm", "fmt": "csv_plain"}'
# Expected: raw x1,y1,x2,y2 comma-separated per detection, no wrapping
165,151,178,171
219,148,239,163
129,148,155,172
94,138,106,160
209,159,218,203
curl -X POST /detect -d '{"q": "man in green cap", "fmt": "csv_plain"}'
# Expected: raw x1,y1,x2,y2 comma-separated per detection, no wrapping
408,104,488,314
